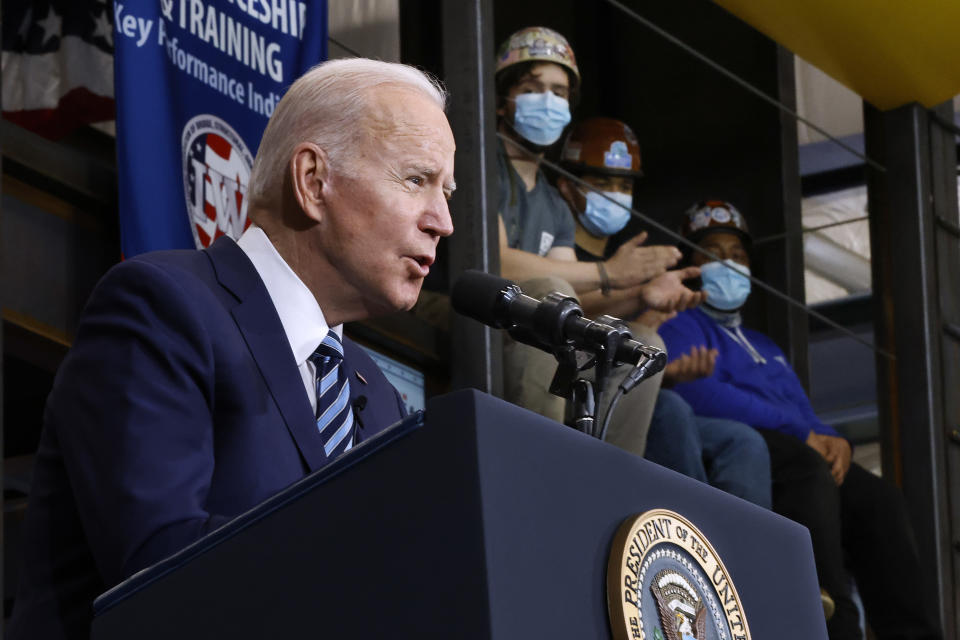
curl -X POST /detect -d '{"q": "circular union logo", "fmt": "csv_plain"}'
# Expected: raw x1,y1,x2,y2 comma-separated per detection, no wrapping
710,206,732,224
607,509,750,640
181,114,254,249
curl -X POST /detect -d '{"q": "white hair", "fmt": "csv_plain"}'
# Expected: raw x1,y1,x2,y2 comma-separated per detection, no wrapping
247,58,448,204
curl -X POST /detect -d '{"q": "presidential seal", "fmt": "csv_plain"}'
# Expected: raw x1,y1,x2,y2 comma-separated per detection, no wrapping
607,509,750,640
181,114,254,249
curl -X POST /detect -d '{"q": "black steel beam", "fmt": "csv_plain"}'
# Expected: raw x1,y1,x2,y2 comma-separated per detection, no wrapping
936,214,960,239
945,322,960,343
1,137,5,627
930,101,960,638
770,46,809,386
863,101,956,636
441,0,503,395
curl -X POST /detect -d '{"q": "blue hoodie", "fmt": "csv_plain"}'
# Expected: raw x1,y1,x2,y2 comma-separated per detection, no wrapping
658,307,840,442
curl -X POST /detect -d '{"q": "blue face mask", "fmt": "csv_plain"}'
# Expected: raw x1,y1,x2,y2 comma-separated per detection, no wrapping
577,189,632,237
511,92,571,146
700,260,751,311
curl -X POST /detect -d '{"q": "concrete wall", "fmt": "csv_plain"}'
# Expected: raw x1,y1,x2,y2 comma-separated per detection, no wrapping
328,1,400,62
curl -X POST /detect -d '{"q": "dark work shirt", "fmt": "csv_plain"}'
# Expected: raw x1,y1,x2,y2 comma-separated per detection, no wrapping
497,141,575,256
574,243,602,263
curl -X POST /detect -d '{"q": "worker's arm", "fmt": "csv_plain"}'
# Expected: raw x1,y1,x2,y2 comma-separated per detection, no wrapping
498,216,680,293
580,266,706,320
579,285,647,319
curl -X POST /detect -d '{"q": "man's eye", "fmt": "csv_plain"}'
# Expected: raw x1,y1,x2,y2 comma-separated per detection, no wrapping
408,176,424,186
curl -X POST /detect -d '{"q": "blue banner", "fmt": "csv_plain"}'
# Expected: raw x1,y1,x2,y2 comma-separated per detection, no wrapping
114,0,327,256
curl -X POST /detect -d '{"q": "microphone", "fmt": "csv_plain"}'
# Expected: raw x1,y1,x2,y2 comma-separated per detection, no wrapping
451,270,666,371
352,395,367,432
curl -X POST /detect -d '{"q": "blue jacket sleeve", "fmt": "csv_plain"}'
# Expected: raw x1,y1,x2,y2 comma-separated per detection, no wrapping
49,259,232,587
659,316,814,442
671,375,814,442
759,336,841,439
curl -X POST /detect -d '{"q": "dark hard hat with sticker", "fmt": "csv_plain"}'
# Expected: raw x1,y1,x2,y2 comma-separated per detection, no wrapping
680,200,752,246
560,117,642,179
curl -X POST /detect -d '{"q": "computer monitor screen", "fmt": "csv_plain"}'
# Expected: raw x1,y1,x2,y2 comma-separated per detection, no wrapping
358,345,426,414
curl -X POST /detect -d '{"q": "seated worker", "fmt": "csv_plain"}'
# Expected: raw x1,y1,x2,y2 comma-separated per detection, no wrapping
554,117,769,507
645,374,772,510
494,29,700,454
658,200,942,640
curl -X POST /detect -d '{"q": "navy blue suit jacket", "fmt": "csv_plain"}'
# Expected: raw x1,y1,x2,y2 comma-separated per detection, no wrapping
9,237,407,640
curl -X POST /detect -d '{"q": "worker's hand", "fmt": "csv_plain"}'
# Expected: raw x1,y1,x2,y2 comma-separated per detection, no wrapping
635,309,676,330
806,432,852,485
663,345,718,386
604,232,681,289
638,266,707,313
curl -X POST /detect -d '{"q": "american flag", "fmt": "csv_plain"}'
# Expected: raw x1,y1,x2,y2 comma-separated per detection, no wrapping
2,0,115,139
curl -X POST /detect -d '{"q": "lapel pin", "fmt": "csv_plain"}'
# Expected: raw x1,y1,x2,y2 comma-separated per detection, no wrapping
355,371,368,385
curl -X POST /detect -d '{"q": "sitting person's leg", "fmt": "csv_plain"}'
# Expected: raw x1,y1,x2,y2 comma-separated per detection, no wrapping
839,463,942,639
597,324,664,456
643,389,708,483
502,276,575,423
761,430,861,640
504,277,663,449
697,416,771,508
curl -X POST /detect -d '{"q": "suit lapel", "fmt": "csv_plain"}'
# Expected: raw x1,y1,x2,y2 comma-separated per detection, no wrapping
342,339,406,443
341,346,370,438
206,237,330,471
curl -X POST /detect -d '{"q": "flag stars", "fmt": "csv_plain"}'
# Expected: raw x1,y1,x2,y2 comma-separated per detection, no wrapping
15,8,34,49
37,6,62,48
91,8,113,46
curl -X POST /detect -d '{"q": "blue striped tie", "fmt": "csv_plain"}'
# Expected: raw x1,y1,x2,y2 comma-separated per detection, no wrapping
308,332,354,458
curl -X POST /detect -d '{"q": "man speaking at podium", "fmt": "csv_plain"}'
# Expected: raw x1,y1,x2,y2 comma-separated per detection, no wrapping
9,59,456,640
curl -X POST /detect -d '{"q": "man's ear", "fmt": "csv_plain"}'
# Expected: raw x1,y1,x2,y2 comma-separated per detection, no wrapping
290,142,329,223
495,92,511,119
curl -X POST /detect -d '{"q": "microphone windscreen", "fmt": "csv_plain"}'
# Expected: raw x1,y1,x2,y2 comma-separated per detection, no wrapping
451,269,515,328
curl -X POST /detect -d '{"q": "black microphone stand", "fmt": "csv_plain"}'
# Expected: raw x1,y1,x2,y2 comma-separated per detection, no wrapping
546,342,604,437
547,323,643,439
501,289,665,440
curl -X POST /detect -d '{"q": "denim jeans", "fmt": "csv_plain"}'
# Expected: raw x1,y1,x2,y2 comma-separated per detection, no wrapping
643,389,772,509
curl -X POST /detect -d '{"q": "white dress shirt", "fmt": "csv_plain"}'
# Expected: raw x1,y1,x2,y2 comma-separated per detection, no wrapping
237,225,341,414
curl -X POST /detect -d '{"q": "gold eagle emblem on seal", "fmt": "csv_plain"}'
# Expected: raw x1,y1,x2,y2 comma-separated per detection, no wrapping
607,509,750,640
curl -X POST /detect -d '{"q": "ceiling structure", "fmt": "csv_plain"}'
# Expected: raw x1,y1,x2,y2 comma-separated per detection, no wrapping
714,0,960,110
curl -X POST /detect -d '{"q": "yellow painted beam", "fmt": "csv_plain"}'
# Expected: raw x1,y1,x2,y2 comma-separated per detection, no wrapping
714,0,960,109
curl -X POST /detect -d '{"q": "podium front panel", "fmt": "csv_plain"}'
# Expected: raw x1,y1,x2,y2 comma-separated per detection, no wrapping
92,389,825,639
